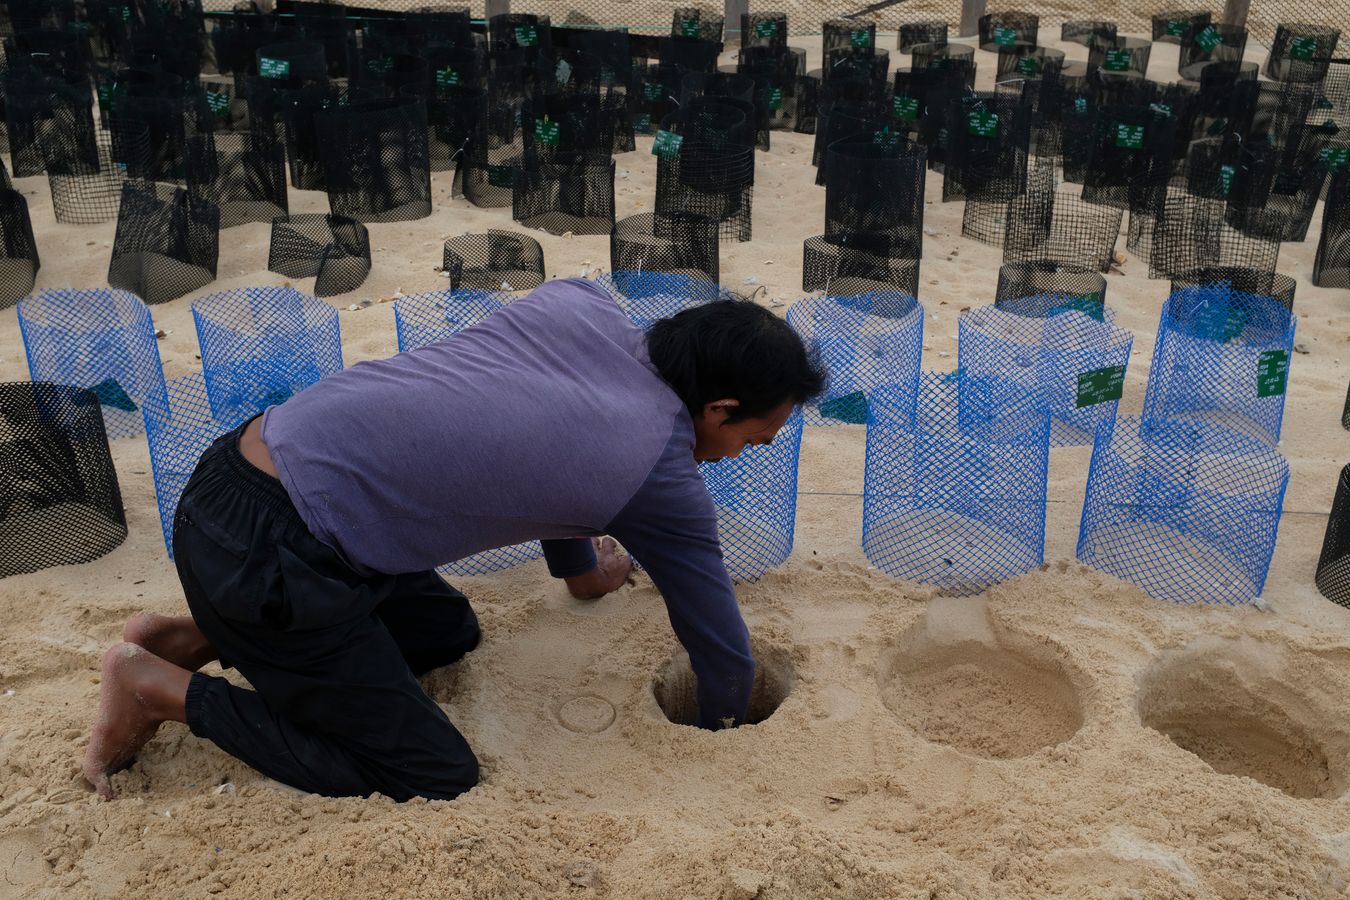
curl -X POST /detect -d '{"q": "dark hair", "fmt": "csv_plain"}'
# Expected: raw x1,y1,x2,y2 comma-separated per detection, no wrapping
646,297,826,422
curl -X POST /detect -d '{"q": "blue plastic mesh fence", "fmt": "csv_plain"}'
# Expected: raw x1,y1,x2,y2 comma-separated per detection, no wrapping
1076,416,1289,605
958,305,1134,447
786,290,924,427
1141,284,1296,447
697,409,804,581
863,372,1051,595
17,288,169,440
592,270,722,330
142,372,251,556
191,287,344,425
393,287,510,352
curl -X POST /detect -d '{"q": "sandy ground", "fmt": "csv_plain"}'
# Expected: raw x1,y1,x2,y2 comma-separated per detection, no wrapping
2,29,1350,900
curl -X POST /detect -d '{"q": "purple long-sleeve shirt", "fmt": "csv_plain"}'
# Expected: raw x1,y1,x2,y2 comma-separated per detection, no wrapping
260,278,753,728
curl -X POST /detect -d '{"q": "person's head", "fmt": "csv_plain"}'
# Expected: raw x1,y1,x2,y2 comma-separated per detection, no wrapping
647,297,826,462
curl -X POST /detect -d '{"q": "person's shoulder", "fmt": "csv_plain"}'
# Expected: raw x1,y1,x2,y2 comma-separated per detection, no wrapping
521,278,626,319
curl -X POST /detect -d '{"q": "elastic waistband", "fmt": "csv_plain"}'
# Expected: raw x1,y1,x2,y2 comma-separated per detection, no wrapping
197,418,304,525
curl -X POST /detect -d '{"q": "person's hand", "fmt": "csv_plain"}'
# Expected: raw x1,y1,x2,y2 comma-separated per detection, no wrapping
564,537,634,600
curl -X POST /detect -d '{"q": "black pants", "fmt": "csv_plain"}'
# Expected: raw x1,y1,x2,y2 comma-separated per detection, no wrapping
173,423,481,801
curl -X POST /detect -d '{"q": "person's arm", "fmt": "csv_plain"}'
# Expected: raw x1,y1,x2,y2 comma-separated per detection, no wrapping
542,537,633,600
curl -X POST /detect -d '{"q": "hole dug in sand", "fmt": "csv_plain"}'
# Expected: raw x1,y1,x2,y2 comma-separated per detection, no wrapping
653,641,796,728
1137,640,1346,799
878,606,1085,759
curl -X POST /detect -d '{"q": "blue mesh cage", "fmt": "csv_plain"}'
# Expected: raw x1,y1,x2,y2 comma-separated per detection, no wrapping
958,305,1134,447
142,373,251,556
697,410,804,581
437,541,545,578
786,290,924,427
1076,416,1290,605
191,287,344,425
593,270,721,330
393,287,510,352
1141,284,1296,446
863,372,1052,595
17,288,169,440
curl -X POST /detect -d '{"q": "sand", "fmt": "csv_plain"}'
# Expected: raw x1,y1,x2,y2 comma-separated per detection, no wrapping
2,28,1350,900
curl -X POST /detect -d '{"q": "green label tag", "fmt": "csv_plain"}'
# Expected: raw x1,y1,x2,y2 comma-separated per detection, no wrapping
259,57,289,78
1166,19,1186,37
1074,96,1088,113
893,95,919,121
1256,349,1289,398
768,87,783,110
643,80,663,100
515,24,538,46
1104,48,1131,71
928,55,950,70
97,84,112,105
634,113,652,133
1218,163,1235,196
1076,365,1126,408
680,17,699,37
1314,95,1334,110
1149,102,1172,118
1194,25,1222,52
1289,36,1316,60
1115,123,1145,149
205,89,229,113
534,117,559,146
652,129,683,159
367,56,392,74
755,19,778,38
90,378,138,412
119,4,131,20
994,26,1017,46
1321,146,1349,172
488,164,515,187
1050,292,1105,321
436,68,460,86
1015,55,1040,75
820,391,868,424
967,109,999,137
872,126,901,148
851,28,871,48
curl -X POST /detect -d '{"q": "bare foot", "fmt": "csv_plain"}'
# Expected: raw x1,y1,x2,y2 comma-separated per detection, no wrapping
122,613,217,671
83,643,190,799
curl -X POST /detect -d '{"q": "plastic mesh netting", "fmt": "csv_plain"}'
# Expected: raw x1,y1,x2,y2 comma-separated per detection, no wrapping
995,261,1108,319
786,291,923,427
1062,20,1116,47
1314,170,1350,289
978,11,1039,52
593,270,721,330
959,304,1133,447
654,134,754,243
513,154,615,236
0,187,39,307
268,213,371,298
1003,165,1123,271
442,230,544,292
898,22,948,52
1077,417,1289,606
611,212,719,284
1128,186,1281,281
1317,464,1350,610
0,381,127,578
42,114,151,225
17,287,168,440
1152,10,1210,45
1141,284,1296,446
394,286,508,353
186,130,288,229
672,7,722,42
1170,267,1296,313
1264,23,1339,83
801,232,921,298
317,97,431,223
108,182,219,305
698,409,803,581
863,372,1051,595
823,138,926,242
939,93,1031,203
1178,23,1247,82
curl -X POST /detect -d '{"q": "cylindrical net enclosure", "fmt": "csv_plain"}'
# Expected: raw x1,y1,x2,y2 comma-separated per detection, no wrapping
268,213,371,298
737,46,810,133
1223,140,1329,243
394,287,508,353
1178,23,1247,82
910,42,976,90
1314,170,1349,289
611,212,719,284
1061,20,1116,47
191,286,343,425
255,39,328,83
1317,465,1350,609
185,131,287,229
698,410,803,581
958,305,1133,447
939,93,1032,203
978,11,1039,52
41,108,151,225
1141,284,1296,446
995,44,1064,82
1128,186,1281,280
5,71,87,177
802,232,922,297
1077,417,1289,605
593,270,722,330
108,182,219,305
17,288,168,440
441,230,544,293
1170,267,1296,313
1153,10,1210,44
786,291,923,427
316,97,431,223
863,372,1051,595
658,36,721,73
824,139,926,242
513,154,615,236
654,136,754,243
1264,24,1339,83
823,19,875,56
0,188,39,307
489,12,553,56
1088,36,1152,79
672,7,723,42
0,381,127,578
995,261,1109,319
742,12,787,50
1003,168,1123,272
899,22,947,52
1080,106,1177,212
821,48,890,86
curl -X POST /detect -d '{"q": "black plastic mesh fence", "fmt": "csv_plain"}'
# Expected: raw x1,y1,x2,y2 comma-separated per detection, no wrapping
1061,20,1116,47
823,19,875,55
186,130,288,228
1004,167,1122,271
995,44,1064,82
1314,170,1350,289
317,96,431,223
1178,22,1247,82
812,79,892,176
821,47,890,86
1081,105,1177,212
5,70,87,177
1128,186,1281,280
1224,140,1328,244
513,153,614,235
522,91,617,161
1264,24,1340,83
97,67,195,182
898,22,947,52
1152,10,1210,44
741,12,787,50
995,261,1108,318
0,187,38,308
268,213,371,298
654,137,753,242
824,138,926,243
1316,464,1350,610
961,195,1009,247
1087,36,1151,79
211,14,299,80
736,47,808,134
442,229,544,292
940,93,1031,202
420,82,482,172
672,7,722,42
658,35,719,73
0,381,127,579
108,182,219,305
38,107,144,225
611,212,719,284
979,11,1039,52
801,232,921,298
1170,266,1296,312
909,42,975,90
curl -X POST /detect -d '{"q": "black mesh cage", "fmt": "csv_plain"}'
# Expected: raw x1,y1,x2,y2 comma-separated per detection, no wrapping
737,47,808,133
5,71,87,177
1004,169,1123,271
611,212,719,284
1127,184,1281,280
1316,465,1350,610
100,67,193,183
1178,23,1247,82
194,81,249,135
522,91,616,160
1061,20,1117,47
1152,9,1210,44
268,213,371,298
909,43,976,91
654,136,754,243
6,29,93,82
0,381,127,579
1223,136,1329,243
455,81,522,209
995,44,1064,81
211,15,298,79
823,19,875,56
899,22,948,52
489,13,552,56
1170,266,1296,312
961,195,1010,246
824,138,926,244
1263,24,1339,83
801,231,921,298
0,187,38,308
658,35,721,74
1081,105,1178,212
821,48,890,86
255,39,329,84
40,104,150,226
994,261,1108,318
443,229,544,292
979,11,1039,52
512,153,614,236
108,181,219,305
939,92,1032,203
186,130,287,229
671,7,723,42
350,47,429,99
316,96,431,223
1087,36,1152,79
281,82,377,192
1314,169,1350,289
296,13,353,79
742,12,787,50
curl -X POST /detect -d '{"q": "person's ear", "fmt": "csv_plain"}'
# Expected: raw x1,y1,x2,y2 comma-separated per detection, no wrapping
700,398,740,424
